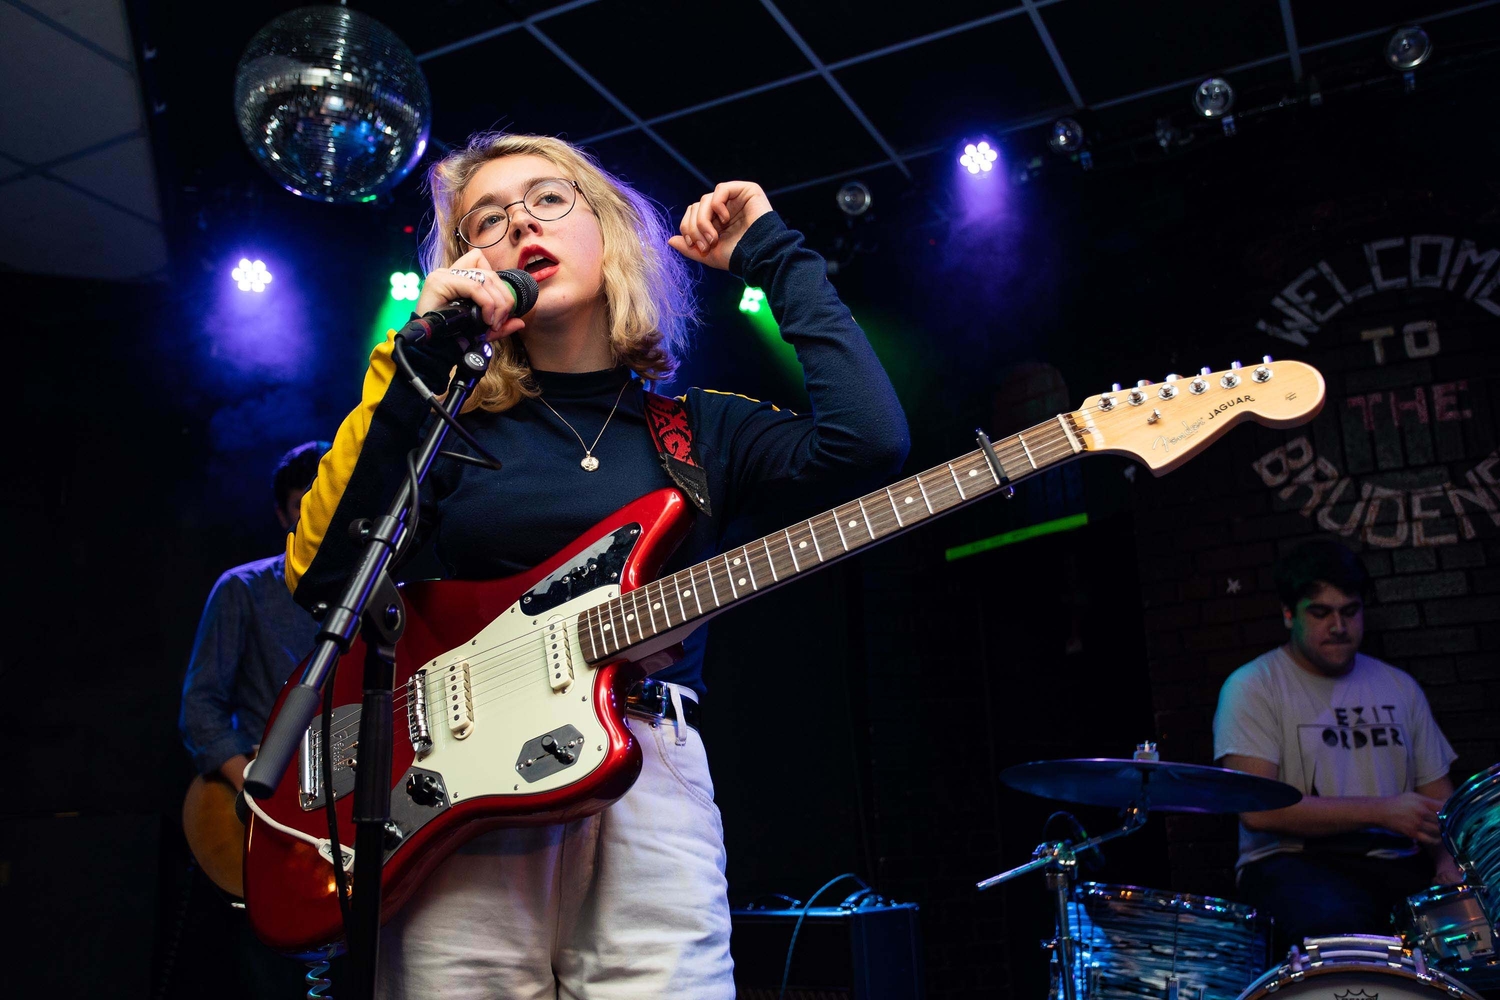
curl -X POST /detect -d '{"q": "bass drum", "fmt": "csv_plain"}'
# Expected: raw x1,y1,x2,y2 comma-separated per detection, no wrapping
1235,935,1484,1000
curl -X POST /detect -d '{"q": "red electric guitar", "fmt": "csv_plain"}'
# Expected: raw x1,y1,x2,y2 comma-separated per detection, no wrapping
245,360,1325,954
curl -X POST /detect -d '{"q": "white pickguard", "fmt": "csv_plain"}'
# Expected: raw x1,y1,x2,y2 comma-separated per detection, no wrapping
411,586,618,803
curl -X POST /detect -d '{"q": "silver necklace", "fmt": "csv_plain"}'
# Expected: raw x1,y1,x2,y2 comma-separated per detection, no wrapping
536,380,631,472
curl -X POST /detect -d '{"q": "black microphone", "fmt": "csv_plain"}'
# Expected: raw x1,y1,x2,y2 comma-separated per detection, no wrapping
397,267,540,344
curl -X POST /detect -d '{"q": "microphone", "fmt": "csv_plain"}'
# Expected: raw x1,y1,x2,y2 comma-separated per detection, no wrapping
397,267,540,344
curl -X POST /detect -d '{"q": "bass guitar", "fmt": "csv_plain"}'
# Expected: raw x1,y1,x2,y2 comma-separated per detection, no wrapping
244,359,1325,954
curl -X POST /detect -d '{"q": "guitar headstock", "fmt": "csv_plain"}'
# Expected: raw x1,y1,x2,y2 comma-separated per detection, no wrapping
1073,358,1326,474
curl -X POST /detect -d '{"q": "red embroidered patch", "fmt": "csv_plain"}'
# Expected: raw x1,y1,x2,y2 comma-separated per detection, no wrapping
643,393,697,467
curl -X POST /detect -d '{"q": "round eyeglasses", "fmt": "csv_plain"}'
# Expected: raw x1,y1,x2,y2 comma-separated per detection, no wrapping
455,178,581,249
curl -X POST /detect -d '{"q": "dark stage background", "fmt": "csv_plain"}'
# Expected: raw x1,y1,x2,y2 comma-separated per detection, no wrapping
4,9,1500,1000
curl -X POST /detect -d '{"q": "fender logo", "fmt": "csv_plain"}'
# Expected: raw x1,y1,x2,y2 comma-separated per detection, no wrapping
1153,417,1206,452
1207,393,1255,420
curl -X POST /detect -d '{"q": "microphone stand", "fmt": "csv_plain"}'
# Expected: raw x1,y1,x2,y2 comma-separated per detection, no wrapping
246,336,497,1000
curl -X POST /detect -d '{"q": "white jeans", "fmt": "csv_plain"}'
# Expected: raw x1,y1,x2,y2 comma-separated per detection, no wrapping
375,702,734,999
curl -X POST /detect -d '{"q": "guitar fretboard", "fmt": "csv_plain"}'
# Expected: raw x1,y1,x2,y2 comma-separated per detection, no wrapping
577,413,1085,663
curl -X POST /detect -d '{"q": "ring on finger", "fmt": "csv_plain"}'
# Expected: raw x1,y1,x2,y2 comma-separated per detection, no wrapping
449,267,487,283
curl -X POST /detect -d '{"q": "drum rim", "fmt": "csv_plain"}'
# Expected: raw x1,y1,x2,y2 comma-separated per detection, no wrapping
1404,882,1481,907
1240,956,1485,1000
1075,881,1260,921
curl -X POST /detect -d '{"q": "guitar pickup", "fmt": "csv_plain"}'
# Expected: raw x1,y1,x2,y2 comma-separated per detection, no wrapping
546,618,574,692
442,661,474,740
406,669,432,756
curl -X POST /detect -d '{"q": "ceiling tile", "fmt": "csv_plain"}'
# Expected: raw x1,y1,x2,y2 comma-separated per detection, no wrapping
650,77,885,193
779,0,1032,64
542,0,809,120
1292,0,1468,46
50,135,163,225
0,4,142,162
357,0,524,58
585,130,706,209
836,13,1072,151
0,175,166,279
1044,0,1287,104
421,34,629,145
30,0,133,62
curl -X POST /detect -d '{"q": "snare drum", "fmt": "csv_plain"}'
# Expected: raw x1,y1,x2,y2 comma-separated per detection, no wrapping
1442,763,1500,929
1062,883,1271,1000
1234,935,1483,1000
1398,884,1500,992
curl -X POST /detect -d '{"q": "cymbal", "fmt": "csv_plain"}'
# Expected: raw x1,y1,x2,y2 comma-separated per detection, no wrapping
1001,758,1302,814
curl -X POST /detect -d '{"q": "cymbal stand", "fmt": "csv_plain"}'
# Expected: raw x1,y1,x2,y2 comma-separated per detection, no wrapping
975,803,1148,1000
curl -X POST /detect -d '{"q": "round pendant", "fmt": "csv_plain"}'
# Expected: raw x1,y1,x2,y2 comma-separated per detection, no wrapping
580,454,600,472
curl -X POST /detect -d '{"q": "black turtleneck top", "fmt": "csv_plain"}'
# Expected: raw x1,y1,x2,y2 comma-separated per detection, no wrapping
287,212,909,697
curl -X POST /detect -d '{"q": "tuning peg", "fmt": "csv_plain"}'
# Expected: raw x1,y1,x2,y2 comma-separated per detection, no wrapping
1230,360,1242,370
1111,383,1121,392
1200,366,1211,376
1165,373,1180,382
1136,379,1152,387
1263,355,1273,364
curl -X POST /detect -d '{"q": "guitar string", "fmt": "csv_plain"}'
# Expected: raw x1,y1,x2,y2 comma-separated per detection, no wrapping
372,434,1080,725
377,434,1078,721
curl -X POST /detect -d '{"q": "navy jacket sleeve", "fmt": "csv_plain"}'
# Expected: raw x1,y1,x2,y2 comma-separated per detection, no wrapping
691,211,909,521
179,571,257,775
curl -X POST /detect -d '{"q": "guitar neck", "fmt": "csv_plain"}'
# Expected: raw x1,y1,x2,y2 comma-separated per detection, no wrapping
577,412,1085,664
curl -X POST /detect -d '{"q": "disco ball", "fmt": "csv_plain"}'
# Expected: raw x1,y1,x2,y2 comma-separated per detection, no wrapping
234,6,431,204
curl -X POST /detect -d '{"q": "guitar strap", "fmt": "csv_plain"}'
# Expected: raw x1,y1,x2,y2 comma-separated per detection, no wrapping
642,390,712,516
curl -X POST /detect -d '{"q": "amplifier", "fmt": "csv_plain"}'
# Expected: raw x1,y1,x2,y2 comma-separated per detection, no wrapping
730,901,923,1000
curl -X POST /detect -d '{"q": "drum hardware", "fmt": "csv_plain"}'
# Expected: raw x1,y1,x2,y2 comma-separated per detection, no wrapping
980,743,1299,1000
1234,934,1484,1000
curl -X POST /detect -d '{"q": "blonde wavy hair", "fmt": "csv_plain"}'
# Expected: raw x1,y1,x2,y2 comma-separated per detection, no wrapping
420,133,696,412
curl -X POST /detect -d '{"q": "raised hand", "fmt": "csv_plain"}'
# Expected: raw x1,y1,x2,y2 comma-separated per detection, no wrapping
668,181,773,271
413,248,528,341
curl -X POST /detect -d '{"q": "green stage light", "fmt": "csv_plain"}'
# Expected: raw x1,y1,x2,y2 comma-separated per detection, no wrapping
945,513,1089,562
390,271,421,301
738,286,765,313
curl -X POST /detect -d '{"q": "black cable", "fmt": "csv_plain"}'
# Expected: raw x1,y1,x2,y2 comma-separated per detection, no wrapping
778,872,869,1000
391,337,503,472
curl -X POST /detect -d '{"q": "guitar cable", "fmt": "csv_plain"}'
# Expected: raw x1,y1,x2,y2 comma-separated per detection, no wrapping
778,872,869,1000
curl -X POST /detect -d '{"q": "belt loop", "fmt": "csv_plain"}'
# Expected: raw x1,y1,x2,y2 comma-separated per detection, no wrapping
667,682,688,746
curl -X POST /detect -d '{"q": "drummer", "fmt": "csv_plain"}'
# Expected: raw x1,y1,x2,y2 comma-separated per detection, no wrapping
1213,539,1464,943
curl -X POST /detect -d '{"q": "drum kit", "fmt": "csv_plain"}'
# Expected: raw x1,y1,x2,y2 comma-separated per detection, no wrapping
979,748,1500,1000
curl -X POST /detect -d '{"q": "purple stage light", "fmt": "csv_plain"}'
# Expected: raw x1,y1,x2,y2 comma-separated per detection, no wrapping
232,258,273,292
959,141,998,175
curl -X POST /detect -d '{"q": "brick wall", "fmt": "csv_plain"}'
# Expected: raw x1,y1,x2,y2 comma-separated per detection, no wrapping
1131,230,1500,897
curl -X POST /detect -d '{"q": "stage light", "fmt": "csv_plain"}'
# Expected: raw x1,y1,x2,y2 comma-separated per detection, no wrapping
1192,78,1235,118
1048,119,1084,154
738,286,766,314
232,258,273,293
836,181,872,217
1386,26,1431,70
390,271,420,301
959,141,998,175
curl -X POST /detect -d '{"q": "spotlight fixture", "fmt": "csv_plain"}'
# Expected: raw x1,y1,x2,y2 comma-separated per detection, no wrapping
232,258,273,292
390,271,421,301
738,286,766,314
1192,78,1235,118
836,181,872,217
1386,26,1432,70
959,141,998,174
1048,118,1084,154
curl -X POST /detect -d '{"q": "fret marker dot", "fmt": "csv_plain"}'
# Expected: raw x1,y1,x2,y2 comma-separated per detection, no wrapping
683,589,692,597
798,541,807,549
969,469,978,477
848,519,857,527
738,578,746,587
904,497,913,504
732,557,741,566
602,623,611,630
626,614,634,621
652,602,661,610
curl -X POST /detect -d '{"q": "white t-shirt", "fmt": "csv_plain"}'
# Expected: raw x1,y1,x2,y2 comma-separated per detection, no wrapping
1212,646,1456,869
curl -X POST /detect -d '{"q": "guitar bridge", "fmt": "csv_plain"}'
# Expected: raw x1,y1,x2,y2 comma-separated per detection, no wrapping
407,669,433,756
